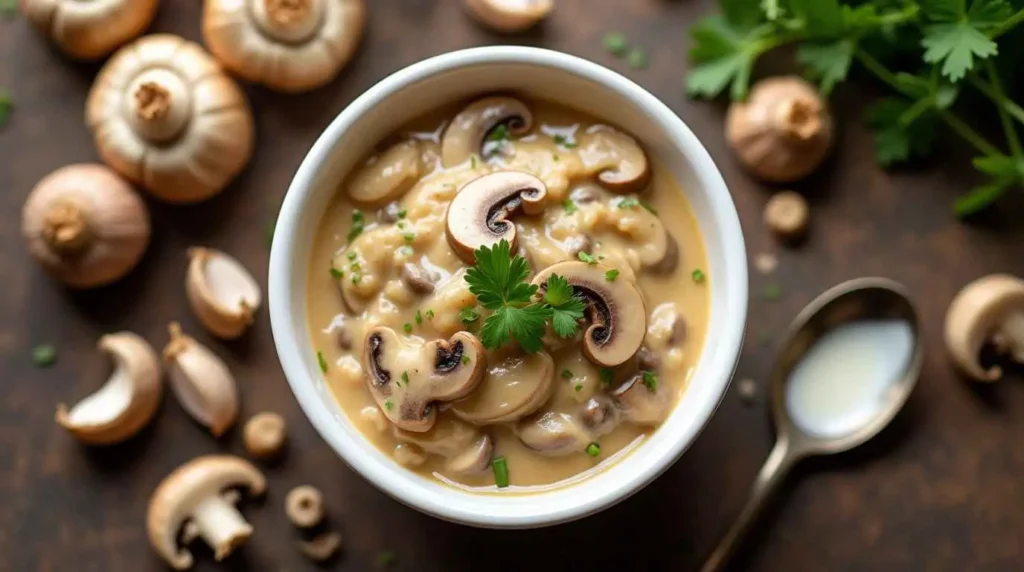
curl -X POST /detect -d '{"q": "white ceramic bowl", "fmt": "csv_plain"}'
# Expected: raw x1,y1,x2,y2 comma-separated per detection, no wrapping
269,46,748,529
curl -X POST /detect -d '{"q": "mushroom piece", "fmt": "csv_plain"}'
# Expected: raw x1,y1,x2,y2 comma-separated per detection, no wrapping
284,485,324,528
347,140,423,204
147,455,265,570
203,0,366,93
393,417,494,475
163,323,240,436
242,412,287,459
726,76,834,183
608,202,679,273
945,274,1024,382
186,248,262,339
451,350,555,424
446,170,548,263
299,531,343,562
400,262,437,295
22,0,159,60
764,190,809,242
55,332,162,445
568,181,603,204
611,373,670,426
440,96,533,167
462,0,553,32
576,125,651,194
580,395,620,437
362,326,487,432
516,411,592,456
86,35,255,204
532,261,646,367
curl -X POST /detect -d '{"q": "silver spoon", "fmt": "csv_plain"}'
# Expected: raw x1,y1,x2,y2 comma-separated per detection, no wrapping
701,277,924,572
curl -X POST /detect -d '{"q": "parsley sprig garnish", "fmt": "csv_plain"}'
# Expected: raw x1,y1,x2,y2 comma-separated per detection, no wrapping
464,240,585,352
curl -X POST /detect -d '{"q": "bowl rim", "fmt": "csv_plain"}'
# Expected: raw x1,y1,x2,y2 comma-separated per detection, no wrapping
269,45,748,528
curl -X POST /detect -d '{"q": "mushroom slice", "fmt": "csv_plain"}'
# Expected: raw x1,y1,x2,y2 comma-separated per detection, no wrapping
608,202,679,273
451,350,555,424
945,274,1024,382
446,170,548,263
462,0,553,32
516,411,592,456
55,332,162,445
532,261,646,367
577,125,651,194
147,455,266,570
186,248,261,339
393,417,493,475
362,326,486,432
347,140,423,204
441,96,533,167
580,395,620,437
299,531,343,562
163,323,240,436
611,373,670,426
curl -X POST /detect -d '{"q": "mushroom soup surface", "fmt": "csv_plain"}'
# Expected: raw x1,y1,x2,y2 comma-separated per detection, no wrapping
306,95,709,491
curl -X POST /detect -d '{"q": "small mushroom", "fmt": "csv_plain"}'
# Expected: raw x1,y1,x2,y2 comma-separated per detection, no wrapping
945,274,1024,382
576,125,651,194
394,417,493,474
451,350,555,424
635,346,661,371
378,201,403,224
441,96,533,167
462,0,553,32
163,323,239,436
392,443,428,467
532,261,646,367
446,170,548,263
186,248,262,339
86,34,255,203
22,163,150,289
242,412,287,459
400,262,437,295
516,411,591,456
608,200,678,273
347,140,423,204
299,531,343,562
147,455,266,570
203,0,366,93
726,76,833,183
568,182,603,204
580,395,620,437
55,332,162,445
764,190,809,241
284,485,324,528
611,373,670,426
363,326,487,432
22,0,159,60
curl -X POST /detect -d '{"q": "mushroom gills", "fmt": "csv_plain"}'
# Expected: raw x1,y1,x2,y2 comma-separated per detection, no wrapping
445,170,548,263
187,247,261,339
944,274,1024,381
576,125,651,193
451,350,555,424
441,96,534,167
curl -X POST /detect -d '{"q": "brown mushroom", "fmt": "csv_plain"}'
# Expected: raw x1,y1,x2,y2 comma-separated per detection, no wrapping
393,417,493,475
635,345,661,371
347,140,423,204
446,170,548,263
576,125,651,193
945,274,1024,382
580,395,620,437
516,411,592,456
451,350,555,424
532,261,646,367
362,326,486,432
400,262,437,295
440,96,533,167
462,0,553,32
611,373,670,426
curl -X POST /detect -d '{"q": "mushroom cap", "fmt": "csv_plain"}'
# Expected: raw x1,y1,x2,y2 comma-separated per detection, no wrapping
446,170,548,263
441,96,533,167
186,247,262,339
393,417,493,474
163,322,240,436
242,411,288,458
86,34,255,204
532,261,647,367
944,274,1024,382
347,140,424,204
147,455,266,570
577,125,651,194
451,350,555,424
22,0,159,60
611,373,670,426
203,0,366,93
516,411,592,456
764,190,809,241
462,0,553,32
363,326,487,432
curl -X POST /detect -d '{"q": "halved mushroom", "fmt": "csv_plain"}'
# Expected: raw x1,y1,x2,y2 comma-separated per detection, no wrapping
147,455,266,570
186,248,261,339
451,350,555,424
393,417,493,474
56,332,162,445
441,96,533,167
945,274,1024,382
363,326,486,432
576,125,650,194
611,373,670,426
462,0,553,32
532,261,646,367
446,170,548,263
163,323,239,437
516,411,591,456
580,395,620,437
347,140,423,204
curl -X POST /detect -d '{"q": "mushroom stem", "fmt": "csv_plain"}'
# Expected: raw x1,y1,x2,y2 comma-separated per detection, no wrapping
267,0,312,24
42,200,92,257
135,82,172,121
252,0,323,43
995,312,1024,361
126,69,192,143
774,98,820,142
191,495,253,561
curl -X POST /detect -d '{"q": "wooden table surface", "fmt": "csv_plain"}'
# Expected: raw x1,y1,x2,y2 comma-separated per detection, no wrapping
3,1,1024,571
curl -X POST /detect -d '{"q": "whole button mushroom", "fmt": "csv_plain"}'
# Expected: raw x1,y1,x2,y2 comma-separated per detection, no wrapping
945,274,1024,382
203,0,366,93
462,0,553,32
726,76,834,183
446,170,548,263
86,34,255,204
22,0,159,60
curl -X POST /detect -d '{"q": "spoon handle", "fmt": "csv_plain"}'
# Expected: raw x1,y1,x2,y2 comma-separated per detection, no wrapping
699,438,798,572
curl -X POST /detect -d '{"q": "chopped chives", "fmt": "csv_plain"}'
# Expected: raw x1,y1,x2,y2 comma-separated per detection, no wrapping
642,370,658,392
599,368,614,386
316,351,328,373
605,269,620,282
397,209,407,219
32,344,57,368
575,383,583,392
401,371,410,385
626,48,649,70
347,251,358,261
384,399,394,410
617,197,640,209
403,232,415,243
375,550,396,568
425,309,435,319
492,456,510,488
602,31,629,56
403,323,413,334
691,268,706,283
562,198,578,214
586,443,601,457
578,251,598,265
462,355,471,365
561,369,574,379
415,309,423,324
763,283,781,300
329,267,343,279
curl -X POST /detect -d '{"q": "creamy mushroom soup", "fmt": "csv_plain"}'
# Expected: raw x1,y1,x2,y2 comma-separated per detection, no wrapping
306,95,709,491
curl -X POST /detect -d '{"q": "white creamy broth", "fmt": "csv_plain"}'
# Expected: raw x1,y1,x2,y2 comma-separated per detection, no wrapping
305,96,710,491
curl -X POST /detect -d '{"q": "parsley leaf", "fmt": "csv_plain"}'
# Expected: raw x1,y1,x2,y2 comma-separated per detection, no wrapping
562,198,578,214
347,210,365,242
465,240,537,310
480,304,550,352
797,40,853,94
459,307,480,324
954,178,1012,216
578,251,598,265
921,0,1011,81
867,98,938,166
544,274,586,339
686,16,768,100
0,89,12,128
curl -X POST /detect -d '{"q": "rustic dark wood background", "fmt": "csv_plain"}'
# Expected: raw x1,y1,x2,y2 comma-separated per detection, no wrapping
3,1,1024,570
